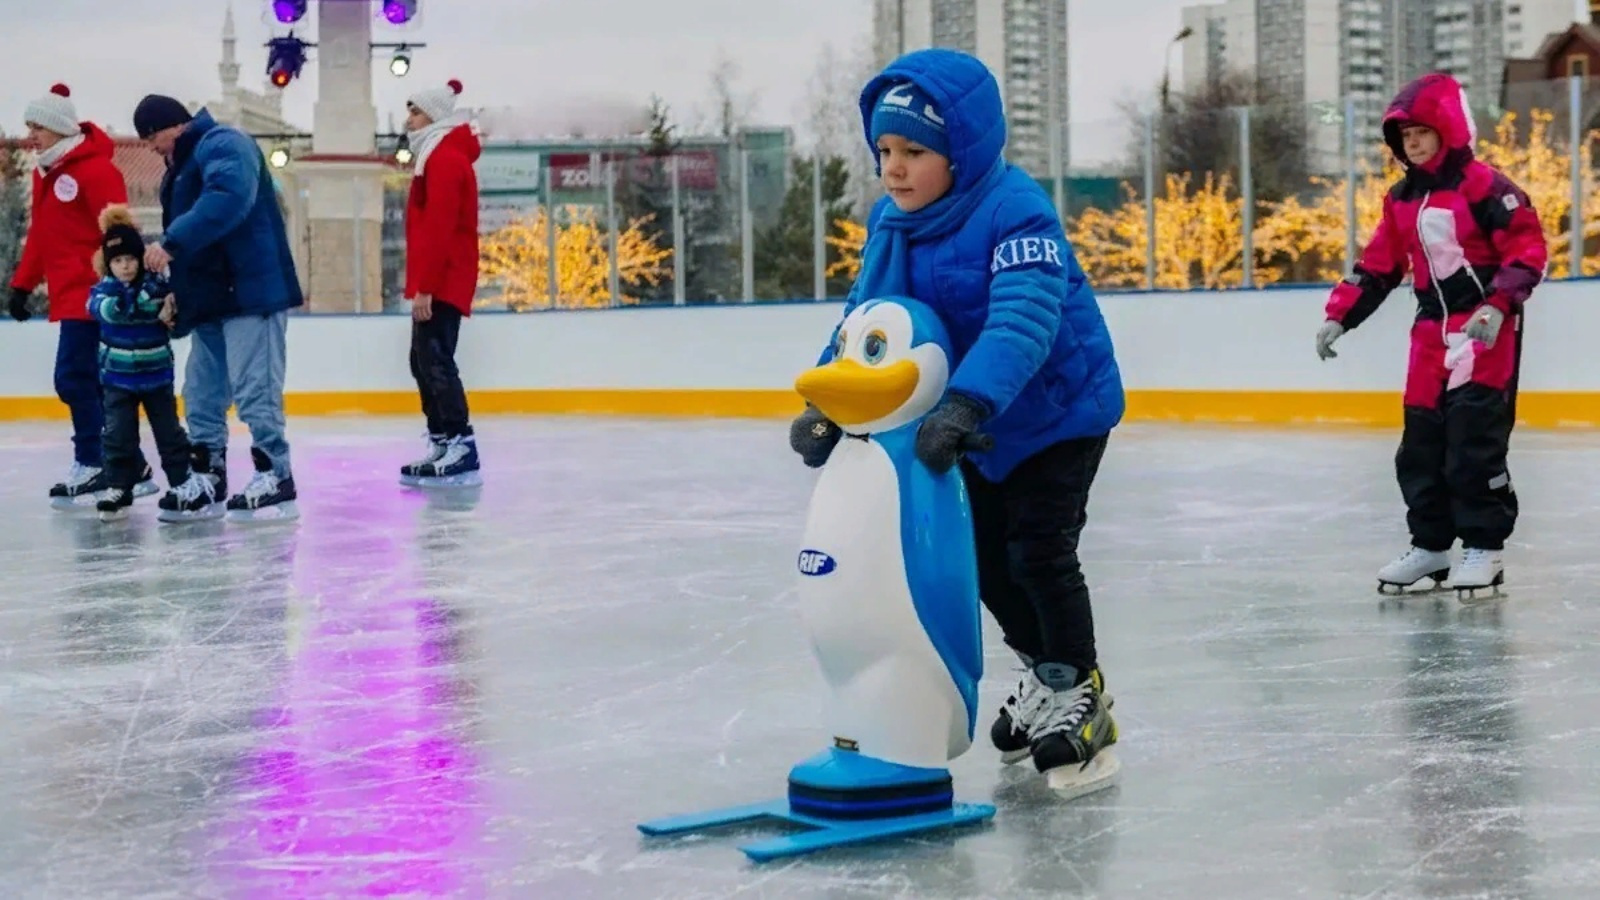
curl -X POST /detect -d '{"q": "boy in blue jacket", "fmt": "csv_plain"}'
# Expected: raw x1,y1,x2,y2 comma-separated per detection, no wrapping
87,205,193,519
790,49,1126,785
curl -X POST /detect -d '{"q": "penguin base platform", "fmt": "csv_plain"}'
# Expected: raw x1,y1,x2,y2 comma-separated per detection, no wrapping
637,748,994,862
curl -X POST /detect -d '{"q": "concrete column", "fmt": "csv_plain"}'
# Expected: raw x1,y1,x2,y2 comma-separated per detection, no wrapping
295,0,389,313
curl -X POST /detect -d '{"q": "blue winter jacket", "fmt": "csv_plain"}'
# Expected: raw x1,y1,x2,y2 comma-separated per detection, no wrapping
159,109,303,337
826,49,1124,482
87,273,175,392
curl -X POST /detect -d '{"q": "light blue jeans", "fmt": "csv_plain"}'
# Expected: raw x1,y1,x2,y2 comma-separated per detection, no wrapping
183,311,292,479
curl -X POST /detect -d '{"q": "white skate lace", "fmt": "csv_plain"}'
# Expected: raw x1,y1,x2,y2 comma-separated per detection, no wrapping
65,462,100,488
1394,546,1433,567
1003,668,1053,729
1032,681,1096,737
173,473,216,503
431,439,470,470
242,471,280,504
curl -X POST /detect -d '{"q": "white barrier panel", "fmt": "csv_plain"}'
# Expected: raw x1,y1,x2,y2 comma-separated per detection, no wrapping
1,281,1596,426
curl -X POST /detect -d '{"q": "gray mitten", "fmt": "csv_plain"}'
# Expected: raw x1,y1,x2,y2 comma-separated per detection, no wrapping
1315,320,1345,360
1463,305,1504,348
789,405,841,468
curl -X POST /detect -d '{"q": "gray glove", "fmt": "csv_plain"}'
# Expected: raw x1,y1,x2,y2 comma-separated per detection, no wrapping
1463,305,1504,348
1315,320,1345,360
789,405,841,468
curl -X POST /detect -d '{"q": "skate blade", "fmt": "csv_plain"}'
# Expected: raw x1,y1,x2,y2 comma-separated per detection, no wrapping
1455,575,1506,605
1043,749,1121,801
1377,573,1450,596
404,471,483,489
97,508,130,522
132,481,159,499
227,501,300,523
50,495,100,512
157,504,227,524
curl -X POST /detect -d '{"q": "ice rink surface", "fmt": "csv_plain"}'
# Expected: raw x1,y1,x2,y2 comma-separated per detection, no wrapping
0,415,1597,899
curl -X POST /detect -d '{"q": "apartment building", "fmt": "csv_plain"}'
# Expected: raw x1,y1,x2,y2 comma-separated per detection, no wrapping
873,0,1070,179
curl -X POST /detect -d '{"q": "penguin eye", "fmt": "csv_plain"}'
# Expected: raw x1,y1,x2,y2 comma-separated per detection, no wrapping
862,331,888,365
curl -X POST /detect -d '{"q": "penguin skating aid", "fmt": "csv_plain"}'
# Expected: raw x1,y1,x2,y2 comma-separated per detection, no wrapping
637,297,997,861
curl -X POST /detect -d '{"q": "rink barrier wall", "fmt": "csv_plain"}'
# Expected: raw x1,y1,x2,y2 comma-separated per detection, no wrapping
3,281,1600,428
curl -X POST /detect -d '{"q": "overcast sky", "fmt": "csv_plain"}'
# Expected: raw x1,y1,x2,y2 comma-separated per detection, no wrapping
0,0,1192,167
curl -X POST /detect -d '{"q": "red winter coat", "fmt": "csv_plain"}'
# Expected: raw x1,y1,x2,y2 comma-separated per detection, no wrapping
404,124,480,316
10,123,129,322
1326,73,1548,410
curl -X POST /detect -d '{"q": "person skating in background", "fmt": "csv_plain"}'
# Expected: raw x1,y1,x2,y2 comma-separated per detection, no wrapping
1315,72,1548,600
398,78,483,488
84,205,193,520
9,84,155,506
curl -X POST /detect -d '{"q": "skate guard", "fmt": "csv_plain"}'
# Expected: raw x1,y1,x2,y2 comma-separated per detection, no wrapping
637,297,998,861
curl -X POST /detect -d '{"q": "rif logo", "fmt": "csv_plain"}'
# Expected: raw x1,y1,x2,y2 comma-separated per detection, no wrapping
798,549,836,576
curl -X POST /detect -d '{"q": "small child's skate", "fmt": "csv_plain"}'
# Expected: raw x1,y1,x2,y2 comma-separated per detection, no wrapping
158,448,227,524
1450,548,1504,604
1028,665,1121,801
1377,546,1452,595
95,487,134,522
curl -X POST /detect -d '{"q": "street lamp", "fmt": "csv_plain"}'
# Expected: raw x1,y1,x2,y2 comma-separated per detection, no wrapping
1160,26,1194,114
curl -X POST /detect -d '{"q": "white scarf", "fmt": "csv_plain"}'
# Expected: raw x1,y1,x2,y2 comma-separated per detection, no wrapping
407,112,471,177
37,133,85,172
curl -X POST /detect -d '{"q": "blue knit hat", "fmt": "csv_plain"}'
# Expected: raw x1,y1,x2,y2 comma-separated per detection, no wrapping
869,81,949,157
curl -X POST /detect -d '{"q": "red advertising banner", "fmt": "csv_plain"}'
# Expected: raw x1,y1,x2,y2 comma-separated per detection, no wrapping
547,150,720,191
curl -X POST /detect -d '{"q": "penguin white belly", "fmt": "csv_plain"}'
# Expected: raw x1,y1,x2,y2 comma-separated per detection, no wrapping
796,437,969,770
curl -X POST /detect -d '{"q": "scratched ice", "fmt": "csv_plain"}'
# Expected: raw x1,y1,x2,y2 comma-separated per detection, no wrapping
0,416,1597,898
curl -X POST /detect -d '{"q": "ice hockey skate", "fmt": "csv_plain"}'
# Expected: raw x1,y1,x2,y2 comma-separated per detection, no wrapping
48,462,107,511
402,434,481,489
1451,548,1504,603
226,448,299,523
1028,665,1121,801
991,659,1048,765
157,448,227,524
1376,545,1453,594
95,486,134,522
398,433,447,486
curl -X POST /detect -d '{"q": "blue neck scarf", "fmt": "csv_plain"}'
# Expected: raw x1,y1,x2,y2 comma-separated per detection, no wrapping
856,158,1006,301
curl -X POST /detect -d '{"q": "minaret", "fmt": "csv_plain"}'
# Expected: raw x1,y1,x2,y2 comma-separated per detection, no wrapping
218,6,241,126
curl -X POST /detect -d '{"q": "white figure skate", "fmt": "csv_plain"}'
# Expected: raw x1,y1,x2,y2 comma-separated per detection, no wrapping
1450,548,1504,603
1377,546,1453,595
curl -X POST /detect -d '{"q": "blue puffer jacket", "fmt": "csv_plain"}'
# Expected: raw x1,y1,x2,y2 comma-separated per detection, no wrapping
826,49,1124,482
159,109,303,337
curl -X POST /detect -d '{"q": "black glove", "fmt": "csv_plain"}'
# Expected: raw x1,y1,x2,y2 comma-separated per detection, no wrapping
915,393,989,473
789,404,842,468
8,288,31,322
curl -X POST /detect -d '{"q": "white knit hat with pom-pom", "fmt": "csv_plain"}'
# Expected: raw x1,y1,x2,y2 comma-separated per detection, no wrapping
24,84,80,137
407,79,463,124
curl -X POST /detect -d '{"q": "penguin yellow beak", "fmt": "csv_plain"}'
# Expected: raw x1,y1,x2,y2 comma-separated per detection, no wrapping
794,359,920,426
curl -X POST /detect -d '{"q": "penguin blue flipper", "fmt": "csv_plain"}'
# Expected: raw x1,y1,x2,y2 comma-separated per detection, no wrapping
878,426,984,738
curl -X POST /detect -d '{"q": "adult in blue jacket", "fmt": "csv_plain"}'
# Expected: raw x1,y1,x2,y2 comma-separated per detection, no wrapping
134,97,303,522
789,48,1125,785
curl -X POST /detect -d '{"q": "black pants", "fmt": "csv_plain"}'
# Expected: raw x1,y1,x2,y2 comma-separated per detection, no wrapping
410,305,472,438
103,384,191,489
1397,383,1518,552
962,433,1109,674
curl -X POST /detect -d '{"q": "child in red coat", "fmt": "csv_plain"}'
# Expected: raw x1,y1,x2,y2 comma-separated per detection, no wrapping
1315,72,1548,598
399,79,482,487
